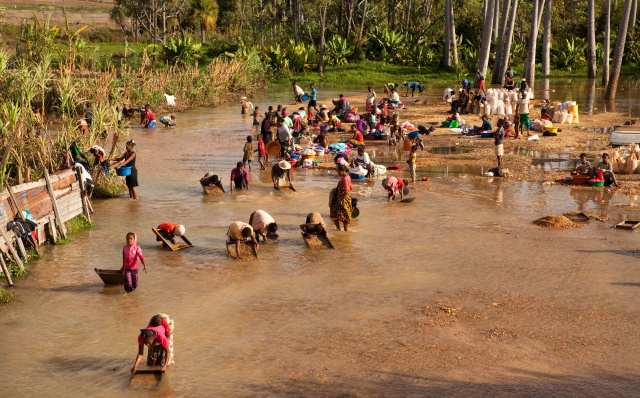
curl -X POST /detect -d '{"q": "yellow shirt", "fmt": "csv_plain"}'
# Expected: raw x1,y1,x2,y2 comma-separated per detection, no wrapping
230,221,253,241
409,152,416,163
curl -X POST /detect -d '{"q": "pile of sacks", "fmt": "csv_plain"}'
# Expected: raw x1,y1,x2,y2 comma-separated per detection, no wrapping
611,144,640,174
550,101,579,124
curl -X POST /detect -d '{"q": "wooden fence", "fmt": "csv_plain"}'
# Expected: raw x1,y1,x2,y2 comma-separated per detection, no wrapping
0,168,93,287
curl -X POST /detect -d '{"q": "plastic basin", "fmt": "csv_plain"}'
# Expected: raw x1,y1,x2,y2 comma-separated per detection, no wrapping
588,180,605,187
116,166,132,176
349,173,365,180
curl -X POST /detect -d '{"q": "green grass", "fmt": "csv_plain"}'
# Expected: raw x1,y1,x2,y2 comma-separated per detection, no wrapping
0,288,15,305
270,60,640,86
270,61,459,86
65,214,96,235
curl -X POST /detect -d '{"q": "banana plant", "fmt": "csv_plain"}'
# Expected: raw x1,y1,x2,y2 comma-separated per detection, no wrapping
64,11,88,71
161,37,202,66
324,36,352,66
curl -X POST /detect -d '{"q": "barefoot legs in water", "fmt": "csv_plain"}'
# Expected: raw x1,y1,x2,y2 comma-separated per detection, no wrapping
130,187,138,199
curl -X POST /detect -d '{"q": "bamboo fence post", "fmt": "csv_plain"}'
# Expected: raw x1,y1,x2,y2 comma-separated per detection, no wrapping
48,215,58,242
0,228,24,270
44,169,67,240
76,169,92,222
0,252,13,286
15,237,27,262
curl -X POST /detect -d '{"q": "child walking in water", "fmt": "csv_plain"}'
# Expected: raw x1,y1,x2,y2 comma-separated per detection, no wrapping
243,136,254,171
257,134,266,170
122,232,146,293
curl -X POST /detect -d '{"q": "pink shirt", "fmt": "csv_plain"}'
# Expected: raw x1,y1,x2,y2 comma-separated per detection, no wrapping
122,244,145,270
137,324,169,348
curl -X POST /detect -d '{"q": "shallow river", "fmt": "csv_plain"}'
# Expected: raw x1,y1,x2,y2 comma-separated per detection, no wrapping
1,81,639,396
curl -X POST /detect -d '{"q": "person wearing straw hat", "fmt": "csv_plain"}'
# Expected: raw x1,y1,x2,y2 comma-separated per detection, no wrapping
156,223,186,245
271,160,294,190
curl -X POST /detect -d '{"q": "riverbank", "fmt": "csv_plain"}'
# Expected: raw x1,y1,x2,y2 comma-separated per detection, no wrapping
287,90,640,192
269,61,640,86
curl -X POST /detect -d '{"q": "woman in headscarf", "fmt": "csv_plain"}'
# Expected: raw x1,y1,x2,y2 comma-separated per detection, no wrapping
330,164,353,231
122,232,146,293
382,176,407,202
110,140,139,199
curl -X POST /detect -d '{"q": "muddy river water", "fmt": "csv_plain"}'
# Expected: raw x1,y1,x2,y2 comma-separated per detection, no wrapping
1,81,640,396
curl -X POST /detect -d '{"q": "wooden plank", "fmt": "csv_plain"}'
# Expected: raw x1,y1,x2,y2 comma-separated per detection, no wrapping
44,169,67,239
0,229,24,270
151,228,193,251
0,252,13,286
6,181,40,255
48,214,58,243
15,237,27,262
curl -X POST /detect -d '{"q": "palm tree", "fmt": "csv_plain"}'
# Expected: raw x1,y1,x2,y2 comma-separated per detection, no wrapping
444,0,451,67
190,0,219,45
476,0,495,84
605,0,634,100
492,0,511,83
523,0,540,87
496,0,519,83
603,0,611,87
541,0,551,75
587,0,597,78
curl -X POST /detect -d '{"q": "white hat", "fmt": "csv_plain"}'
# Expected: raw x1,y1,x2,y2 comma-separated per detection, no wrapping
521,78,526,81
278,160,291,170
175,225,185,236
320,104,327,109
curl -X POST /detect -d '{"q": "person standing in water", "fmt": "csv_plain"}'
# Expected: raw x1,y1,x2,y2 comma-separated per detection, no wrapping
122,232,146,293
131,314,174,374
330,164,353,231
308,83,319,114
110,140,139,199
494,118,505,169
252,106,261,134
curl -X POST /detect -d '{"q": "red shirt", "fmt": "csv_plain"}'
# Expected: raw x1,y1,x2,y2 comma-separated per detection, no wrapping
258,140,266,155
158,223,179,233
146,110,156,121
354,131,363,142
397,179,405,189
541,114,550,121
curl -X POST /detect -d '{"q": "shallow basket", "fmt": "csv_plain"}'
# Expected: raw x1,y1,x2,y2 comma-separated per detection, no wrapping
588,180,605,187
116,166,132,176
350,173,366,180
545,125,559,134
266,141,281,157
572,174,590,185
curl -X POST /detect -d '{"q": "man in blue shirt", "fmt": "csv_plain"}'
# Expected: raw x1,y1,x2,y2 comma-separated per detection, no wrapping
307,83,319,114
403,81,424,97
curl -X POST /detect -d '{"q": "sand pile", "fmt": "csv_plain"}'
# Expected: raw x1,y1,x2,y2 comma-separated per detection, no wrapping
533,215,577,228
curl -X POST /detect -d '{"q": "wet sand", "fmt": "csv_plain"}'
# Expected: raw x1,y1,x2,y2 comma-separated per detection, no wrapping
0,85,639,396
